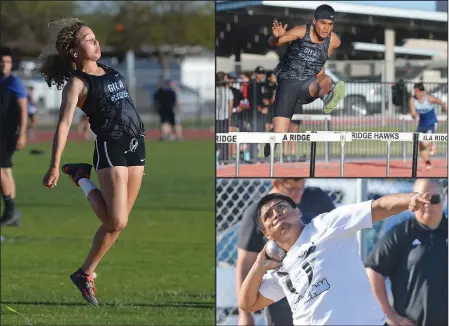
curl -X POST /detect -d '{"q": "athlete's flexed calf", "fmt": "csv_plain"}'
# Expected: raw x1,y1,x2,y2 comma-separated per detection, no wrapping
264,5,345,160
239,191,430,325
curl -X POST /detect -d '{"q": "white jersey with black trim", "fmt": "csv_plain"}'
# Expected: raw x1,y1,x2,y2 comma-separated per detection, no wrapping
259,201,386,325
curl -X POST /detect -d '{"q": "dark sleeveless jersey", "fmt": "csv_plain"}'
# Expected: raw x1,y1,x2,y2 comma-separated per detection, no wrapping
274,24,331,81
72,63,145,139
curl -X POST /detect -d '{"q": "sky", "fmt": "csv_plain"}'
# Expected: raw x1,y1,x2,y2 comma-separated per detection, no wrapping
215,1,441,12
320,1,438,11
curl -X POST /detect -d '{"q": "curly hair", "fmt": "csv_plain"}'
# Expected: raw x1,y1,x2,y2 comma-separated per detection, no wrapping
37,18,86,90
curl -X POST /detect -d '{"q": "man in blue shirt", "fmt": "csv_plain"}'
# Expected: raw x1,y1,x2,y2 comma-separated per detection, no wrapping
0,47,28,226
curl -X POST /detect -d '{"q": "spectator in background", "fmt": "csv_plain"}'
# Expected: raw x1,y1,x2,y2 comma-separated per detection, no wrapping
392,79,409,114
227,72,245,159
248,66,268,132
237,72,253,162
216,71,233,162
266,72,277,105
0,48,27,227
153,80,183,141
365,179,448,326
227,72,245,131
26,86,39,140
260,93,272,133
240,72,251,114
236,178,335,326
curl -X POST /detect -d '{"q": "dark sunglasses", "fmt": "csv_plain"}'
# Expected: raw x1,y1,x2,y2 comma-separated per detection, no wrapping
430,194,442,204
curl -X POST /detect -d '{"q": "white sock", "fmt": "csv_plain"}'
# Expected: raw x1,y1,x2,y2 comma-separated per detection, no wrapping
78,178,97,198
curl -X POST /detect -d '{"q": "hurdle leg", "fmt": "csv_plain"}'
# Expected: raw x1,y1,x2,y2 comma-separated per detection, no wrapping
386,141,391,177
269,141,275,177
309,141,317,177
340,135,345,177
236,142,240,177
411,133,419,177
280,141,284,164
401,117,407,165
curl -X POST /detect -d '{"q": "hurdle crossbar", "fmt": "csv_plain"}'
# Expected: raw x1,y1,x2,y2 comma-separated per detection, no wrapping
216,131,448,177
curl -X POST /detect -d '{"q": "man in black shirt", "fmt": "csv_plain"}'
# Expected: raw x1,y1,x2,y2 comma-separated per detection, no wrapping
227,72,245,131
365,179,448,326
236,178,335,325
247,66,268,132
153,80,182,141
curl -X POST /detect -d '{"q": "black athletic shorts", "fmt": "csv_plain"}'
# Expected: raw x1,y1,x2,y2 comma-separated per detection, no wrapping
160,109,176,126
273,78,317,119
93,135,146,171
0,133,18,168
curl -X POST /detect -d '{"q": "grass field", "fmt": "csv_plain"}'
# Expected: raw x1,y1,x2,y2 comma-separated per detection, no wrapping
1,139,215,325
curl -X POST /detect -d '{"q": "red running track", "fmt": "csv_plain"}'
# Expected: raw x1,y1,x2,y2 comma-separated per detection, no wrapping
216,158,447,178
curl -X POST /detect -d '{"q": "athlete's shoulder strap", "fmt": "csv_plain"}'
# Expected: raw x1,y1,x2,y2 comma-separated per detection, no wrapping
71,69,90,79
302,24,311,41
323,34,332,50
98,62,118,74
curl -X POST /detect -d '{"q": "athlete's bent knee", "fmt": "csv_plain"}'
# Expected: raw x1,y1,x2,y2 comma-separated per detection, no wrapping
106,217,128,232
318,75,332,88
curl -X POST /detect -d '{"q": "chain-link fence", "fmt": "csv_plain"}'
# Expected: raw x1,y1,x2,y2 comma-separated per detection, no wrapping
215,80,448,164
216,178,448,325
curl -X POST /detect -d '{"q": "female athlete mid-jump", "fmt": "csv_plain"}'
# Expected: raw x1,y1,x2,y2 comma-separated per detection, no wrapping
39,18,146,306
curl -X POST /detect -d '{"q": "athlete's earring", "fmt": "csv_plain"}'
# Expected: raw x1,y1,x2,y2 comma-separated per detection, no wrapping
73,53,78,58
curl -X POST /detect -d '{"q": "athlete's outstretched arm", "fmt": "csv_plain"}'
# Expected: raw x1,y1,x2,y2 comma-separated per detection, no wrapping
409,97,417,119
269,24,306,47
428,95,448,112
43,77,84,188
371,192,430,223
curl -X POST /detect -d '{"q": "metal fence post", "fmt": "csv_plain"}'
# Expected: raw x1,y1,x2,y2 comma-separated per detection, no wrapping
340,134,346,177
401,116,407,164
236,143,240,177
325,118,330,165
386,140,391,177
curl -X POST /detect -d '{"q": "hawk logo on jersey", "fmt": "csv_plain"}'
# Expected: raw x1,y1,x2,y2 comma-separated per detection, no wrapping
276,243,330,309
277,244,316,294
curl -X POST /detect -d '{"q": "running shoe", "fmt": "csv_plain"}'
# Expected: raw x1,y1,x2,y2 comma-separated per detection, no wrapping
70,268,99,306
0,208,21,227
323,81,345,114
62,163,92,186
